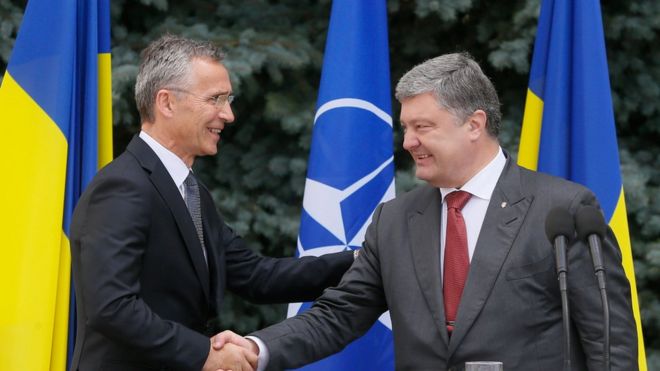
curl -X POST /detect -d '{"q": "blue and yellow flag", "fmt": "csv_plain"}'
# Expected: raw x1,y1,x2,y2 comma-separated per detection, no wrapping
0,0,112,370
518,0,646,368
288,0,395,369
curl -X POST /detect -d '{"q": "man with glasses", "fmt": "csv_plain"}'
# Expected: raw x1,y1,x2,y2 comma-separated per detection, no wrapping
69,35,354,371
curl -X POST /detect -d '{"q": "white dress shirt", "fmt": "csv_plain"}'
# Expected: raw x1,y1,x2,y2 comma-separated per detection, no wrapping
248,336,269,371
139,131,191,200
439,147,506,279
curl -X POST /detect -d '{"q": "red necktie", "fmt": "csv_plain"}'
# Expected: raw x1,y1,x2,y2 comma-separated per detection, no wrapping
443,190,472,334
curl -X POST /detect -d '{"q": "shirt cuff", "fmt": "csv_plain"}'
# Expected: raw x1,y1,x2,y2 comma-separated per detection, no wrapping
246,335,269,371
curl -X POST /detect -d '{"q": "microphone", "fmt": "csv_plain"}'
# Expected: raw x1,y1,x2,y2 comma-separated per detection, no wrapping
545,207,575,371
575,205,610,371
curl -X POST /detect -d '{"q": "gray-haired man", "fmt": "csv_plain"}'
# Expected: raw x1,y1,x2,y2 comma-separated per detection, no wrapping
217,52,638,370
69,35,354,371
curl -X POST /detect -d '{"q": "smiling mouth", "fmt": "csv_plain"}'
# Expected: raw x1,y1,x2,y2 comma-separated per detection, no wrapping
208,128,222,134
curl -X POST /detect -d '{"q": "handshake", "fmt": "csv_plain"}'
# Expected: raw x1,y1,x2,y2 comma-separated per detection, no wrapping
202,331,260,371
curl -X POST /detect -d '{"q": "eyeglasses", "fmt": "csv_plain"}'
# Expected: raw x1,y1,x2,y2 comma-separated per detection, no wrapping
166,87,234,108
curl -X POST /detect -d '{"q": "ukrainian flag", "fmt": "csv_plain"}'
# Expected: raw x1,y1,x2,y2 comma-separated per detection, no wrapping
518,0,646,368
0,0,112,370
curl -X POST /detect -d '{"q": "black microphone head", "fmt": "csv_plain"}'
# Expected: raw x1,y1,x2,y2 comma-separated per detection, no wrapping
545,207,575,243
575,205,607,241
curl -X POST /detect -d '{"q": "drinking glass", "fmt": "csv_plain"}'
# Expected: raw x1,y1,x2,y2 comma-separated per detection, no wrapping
465,361,504,371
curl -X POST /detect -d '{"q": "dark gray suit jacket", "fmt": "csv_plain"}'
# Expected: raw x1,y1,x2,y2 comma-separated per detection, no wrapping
69,136,354,371
253,157,638,370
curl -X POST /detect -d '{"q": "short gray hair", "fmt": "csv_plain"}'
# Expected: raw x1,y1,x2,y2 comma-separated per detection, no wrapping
395,52,501,137
135,34,225,122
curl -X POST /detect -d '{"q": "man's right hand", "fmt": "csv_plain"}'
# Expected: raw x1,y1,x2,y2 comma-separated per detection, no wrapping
211,330,259,355
202,340,258,371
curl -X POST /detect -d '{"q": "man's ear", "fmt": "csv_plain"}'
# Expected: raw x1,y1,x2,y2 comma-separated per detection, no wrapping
466,109,488,140
154,89,176,118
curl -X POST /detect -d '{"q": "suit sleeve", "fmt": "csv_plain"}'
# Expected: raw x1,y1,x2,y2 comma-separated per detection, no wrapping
75,174,209,369
222,222,354,303
567,191,638,370
249,203,389,370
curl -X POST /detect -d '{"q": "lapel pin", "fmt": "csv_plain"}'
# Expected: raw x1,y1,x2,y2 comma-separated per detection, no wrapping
501,202,507,208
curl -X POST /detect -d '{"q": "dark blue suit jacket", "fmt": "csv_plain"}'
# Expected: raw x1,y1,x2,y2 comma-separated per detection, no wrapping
70,136,353,370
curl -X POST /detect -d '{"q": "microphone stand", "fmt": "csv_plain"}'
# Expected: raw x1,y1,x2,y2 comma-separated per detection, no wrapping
555,235,571,371
577,206,611,371
588,233,610,371
546,207,576,371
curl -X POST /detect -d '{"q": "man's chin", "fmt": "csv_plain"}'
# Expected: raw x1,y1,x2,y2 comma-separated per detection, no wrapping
415,170,446,187
414,169,432,183
201,147,219,157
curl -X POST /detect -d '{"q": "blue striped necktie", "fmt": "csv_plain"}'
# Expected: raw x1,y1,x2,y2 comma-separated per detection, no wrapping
184,171,208,265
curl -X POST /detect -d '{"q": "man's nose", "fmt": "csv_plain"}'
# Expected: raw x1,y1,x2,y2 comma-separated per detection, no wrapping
219,102,235,123
402,131,419,150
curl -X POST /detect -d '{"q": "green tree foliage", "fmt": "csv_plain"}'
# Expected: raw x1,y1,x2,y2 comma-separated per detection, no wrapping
0,0,24,69
2,0,659,365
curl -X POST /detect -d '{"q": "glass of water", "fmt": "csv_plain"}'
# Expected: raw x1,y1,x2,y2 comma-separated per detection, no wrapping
465,361,504,371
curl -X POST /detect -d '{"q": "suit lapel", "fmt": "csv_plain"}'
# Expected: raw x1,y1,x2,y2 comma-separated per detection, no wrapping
448,159,532,356
127,137,211,302
408,186,450,347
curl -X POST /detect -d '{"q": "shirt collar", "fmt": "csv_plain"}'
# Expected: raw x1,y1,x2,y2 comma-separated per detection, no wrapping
440,147,506,202
139,131,190,188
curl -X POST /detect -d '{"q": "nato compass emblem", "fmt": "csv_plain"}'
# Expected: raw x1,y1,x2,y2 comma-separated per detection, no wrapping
289,98,395,331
